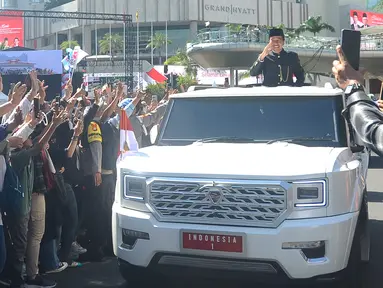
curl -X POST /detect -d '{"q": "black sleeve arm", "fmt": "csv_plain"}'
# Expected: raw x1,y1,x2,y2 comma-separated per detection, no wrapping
249,56,264,77
347,91,383,156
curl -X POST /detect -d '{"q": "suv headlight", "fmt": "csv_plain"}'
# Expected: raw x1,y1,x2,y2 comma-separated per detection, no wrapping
123,175,146,201
292,180,327,208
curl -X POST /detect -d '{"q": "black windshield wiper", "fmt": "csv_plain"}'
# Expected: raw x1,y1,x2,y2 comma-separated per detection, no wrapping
266,136,334,145
195,137,260,144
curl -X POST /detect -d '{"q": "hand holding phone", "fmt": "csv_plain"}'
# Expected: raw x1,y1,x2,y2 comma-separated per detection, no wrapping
55,95,61,107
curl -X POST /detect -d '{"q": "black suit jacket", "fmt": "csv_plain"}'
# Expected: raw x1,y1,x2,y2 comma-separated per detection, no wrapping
250,49,305,87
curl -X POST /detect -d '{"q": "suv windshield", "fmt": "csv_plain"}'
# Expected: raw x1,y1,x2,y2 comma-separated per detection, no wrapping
159,96,347,147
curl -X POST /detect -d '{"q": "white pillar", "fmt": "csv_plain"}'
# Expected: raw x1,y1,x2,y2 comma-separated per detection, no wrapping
189,21,198,40
83,26,92,55
95,23,98,56
230,68,234,87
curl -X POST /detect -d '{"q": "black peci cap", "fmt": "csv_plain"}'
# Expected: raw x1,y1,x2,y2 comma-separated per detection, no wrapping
363,13,368,18
269,28,285,40
353,11,358,16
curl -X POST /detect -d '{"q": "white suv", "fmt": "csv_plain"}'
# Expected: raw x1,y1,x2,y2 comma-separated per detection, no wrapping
112,86,370,287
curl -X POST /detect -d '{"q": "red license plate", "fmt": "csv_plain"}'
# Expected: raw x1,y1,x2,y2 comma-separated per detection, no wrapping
182,232,243,253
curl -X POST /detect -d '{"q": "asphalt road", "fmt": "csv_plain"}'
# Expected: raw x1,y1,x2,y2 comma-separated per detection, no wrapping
48,156,383,288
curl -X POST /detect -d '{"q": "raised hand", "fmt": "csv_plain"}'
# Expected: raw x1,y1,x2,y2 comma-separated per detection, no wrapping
74,119,84,136
94,88,101,105
64,79,73,100
37,80,48,101
52,108,66,127
332,45,365,90
10,82,27,106
13,106,23,127
259,39,273,61
65,97,77,112
116,82,124,96
30,111,43,127
30,70,39,92
7,136,23,149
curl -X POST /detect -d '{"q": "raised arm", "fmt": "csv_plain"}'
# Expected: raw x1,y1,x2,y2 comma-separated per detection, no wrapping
250,40,272,77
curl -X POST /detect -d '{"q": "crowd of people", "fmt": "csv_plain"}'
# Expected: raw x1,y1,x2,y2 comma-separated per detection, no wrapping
0,71,172,288
0,23,380,288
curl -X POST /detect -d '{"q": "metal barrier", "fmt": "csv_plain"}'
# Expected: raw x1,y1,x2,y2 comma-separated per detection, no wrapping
191,28,383,52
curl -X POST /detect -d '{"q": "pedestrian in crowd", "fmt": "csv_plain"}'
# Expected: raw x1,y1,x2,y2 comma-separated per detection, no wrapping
0,68,174,287
249,28,305,87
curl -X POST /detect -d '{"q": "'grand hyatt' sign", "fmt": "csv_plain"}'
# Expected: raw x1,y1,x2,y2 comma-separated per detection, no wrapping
204,4,256,15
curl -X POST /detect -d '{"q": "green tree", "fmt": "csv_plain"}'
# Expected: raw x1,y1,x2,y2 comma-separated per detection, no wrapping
372,0,383,12
296,16,335,36
176,74,197,91
225,23,242,34
146,32,172,65
145,82,166,99
99,33,124,56
60,40,80,50
165,49,197,78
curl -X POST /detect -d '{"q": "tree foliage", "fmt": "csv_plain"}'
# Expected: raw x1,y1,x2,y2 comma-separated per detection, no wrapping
225,24,242,34
99,33,124,56
60,40,80,51
145,82,167,98
296,16,335,36
165,49,197,78
146,32,172,64
371,0,383,12
176,74,197,90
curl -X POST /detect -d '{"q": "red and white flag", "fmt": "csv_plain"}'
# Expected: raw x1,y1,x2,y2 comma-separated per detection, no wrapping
143,60,167,83
118,108,139,162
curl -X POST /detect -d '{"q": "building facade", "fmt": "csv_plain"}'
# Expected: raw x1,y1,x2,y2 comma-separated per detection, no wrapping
21,0,312,63
1,0,371,65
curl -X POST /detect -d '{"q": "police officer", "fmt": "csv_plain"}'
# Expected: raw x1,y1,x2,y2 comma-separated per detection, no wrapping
250,28,305,87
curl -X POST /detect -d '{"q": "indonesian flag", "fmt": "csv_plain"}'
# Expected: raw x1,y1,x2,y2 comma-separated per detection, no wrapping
118,108,139,162
143,60,167,83
72,46,89,69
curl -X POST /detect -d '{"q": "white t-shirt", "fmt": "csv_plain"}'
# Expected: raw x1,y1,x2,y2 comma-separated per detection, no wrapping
2,96,32,124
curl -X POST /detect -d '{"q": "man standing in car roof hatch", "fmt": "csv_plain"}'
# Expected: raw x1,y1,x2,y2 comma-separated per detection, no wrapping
249,28,305,87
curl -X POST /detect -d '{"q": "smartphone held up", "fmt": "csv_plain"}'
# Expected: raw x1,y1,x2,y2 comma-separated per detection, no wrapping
341,29,361,71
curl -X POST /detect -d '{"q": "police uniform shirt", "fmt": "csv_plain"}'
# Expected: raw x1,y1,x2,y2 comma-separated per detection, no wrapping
87,121,102,144
250,49,305,87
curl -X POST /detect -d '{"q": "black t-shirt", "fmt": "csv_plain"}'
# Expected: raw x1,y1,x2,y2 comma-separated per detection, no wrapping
102,121,119,171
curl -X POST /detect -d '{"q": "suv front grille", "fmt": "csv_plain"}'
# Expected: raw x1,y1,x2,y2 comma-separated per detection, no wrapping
148,179,288,227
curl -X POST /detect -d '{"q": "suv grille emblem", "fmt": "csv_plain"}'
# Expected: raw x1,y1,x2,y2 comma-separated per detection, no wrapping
207,187,223,203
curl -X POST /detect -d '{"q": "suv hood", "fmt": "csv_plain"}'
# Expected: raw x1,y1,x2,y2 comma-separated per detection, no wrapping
119,143,345,179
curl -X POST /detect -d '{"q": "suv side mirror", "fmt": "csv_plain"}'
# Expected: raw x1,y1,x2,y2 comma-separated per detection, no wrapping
150,124,159,145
